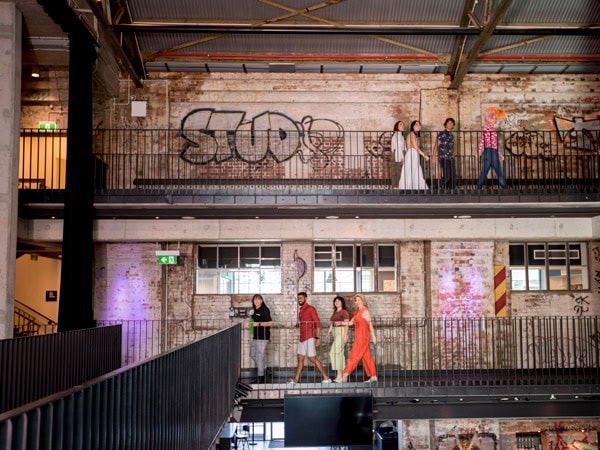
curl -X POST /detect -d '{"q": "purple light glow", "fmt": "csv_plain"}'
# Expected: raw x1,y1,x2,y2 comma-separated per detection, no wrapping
104,265,159,321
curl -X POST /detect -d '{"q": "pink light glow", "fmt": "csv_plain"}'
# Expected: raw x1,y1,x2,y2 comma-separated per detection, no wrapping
437,261,487,317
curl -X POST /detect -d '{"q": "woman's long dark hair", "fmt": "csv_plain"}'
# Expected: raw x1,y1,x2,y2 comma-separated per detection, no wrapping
410,120,421,137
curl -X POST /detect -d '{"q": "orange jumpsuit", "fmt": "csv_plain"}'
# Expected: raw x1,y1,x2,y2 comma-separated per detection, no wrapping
343,306,376,377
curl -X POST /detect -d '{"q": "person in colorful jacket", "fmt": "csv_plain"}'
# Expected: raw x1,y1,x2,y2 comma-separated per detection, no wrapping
477,111,507,189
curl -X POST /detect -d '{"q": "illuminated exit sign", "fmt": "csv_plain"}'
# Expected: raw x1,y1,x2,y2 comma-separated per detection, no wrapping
38,122,57,130
156,250,180,265
158,255,177,265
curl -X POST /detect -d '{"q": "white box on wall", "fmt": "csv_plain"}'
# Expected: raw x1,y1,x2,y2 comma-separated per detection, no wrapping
131,100,147,117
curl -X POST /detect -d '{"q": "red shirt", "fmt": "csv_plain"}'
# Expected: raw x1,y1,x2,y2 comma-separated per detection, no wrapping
298,302,321,342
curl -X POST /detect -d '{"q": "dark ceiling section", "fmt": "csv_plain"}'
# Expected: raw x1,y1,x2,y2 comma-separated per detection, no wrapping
108,0,600,81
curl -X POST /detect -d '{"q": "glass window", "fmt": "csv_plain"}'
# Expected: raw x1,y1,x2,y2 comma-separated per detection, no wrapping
509,242,588,291
313,243,397,293
196,245,281,294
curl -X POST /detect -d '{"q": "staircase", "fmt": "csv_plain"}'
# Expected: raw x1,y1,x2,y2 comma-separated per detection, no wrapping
13,300,57,337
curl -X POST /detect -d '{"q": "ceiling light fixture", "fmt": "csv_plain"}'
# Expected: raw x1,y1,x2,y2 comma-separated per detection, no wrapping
31,67,40,78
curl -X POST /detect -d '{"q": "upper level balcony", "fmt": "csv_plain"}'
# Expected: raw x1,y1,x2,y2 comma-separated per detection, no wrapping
17,127,600,220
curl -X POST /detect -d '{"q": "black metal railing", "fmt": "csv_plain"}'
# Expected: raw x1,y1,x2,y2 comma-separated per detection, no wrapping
18,128,600,193
98,316,600,389
0,325,241,450
13,299,58,337
0,325,121,414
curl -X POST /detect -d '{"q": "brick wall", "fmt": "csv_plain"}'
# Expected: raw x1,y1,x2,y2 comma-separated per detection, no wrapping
94,73,599,134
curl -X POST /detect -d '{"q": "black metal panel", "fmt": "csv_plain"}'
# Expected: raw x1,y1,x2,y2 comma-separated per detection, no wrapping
240,398,600,422
0,325,121,414
0,325,241,450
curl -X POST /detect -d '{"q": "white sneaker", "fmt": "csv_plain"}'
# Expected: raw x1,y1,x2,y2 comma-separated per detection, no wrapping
322,378,332,384
365,376,378,383
288,379,297,385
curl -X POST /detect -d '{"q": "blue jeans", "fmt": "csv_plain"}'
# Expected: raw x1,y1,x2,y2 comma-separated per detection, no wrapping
478,147,507,189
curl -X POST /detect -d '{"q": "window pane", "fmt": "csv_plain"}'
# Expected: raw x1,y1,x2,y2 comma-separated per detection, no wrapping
337,246,354,268
569,268,588,290
260,269,282,293
314,268,333,292
219,271,236,293
528,244,546,266
336,268,355,292
509,244,525,265
569,243,583,265
528,268,546,290
240,246,260,268
378,245,395,267
356,268,374,292
196,270,218,293
262,246,281,267
548,243,567,266
548,268,567,290
219,247,238,268
359,245,374,267
198,246,217,268
236,270,261,293
378,268,396,291
315,245,333,268
510,269,527,291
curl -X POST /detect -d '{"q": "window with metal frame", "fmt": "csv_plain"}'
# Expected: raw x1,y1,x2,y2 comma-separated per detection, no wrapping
509,242,589,291
313,243,397,293
195,244,281,294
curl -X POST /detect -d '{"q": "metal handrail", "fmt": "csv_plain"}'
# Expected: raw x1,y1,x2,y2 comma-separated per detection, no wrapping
18,128,600,193
97,316,600,388
0,325,240,450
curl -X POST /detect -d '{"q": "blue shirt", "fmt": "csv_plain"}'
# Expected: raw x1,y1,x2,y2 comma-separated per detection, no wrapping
436,130,455,160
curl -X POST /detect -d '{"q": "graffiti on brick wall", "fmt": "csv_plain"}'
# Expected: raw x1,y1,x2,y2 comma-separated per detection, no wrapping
526,332,597,368
503,115,599,157
178,108,344,165
437,429,496,450
554,116,600,153
573,294,590,316
547,422,599,450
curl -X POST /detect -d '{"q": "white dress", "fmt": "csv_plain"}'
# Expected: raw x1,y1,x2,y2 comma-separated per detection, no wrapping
398,147,428,189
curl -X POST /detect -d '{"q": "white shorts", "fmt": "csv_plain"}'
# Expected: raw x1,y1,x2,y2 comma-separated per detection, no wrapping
297,338,317,357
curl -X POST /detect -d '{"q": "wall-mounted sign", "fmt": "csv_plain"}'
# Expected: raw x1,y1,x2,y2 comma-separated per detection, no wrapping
38,122,56,130
46,290,57,302
158,256,177,265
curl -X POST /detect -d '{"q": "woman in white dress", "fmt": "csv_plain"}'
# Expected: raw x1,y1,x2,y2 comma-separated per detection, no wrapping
399,120,430,189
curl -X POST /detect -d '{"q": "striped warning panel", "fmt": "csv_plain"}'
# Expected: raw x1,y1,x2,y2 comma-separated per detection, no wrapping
494,265,507,317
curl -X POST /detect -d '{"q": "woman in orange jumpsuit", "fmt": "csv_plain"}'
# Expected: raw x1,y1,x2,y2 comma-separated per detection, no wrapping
341,293,377,382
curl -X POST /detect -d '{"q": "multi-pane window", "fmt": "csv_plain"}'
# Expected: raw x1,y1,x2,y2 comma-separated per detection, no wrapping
196,245,281,294
313,243,396,293
509,242,589,291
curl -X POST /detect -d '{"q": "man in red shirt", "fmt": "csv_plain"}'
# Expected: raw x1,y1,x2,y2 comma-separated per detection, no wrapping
290,292,332,384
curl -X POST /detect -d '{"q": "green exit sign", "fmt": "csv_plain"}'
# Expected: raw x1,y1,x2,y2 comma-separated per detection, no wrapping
38,122,56,130
158,255,177,265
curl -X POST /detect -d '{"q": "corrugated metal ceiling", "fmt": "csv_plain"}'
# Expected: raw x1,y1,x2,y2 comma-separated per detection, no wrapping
114,0,600,82
20,0,600,84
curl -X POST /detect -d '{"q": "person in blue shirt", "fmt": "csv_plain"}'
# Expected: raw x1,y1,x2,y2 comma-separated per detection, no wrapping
432,117,457,189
